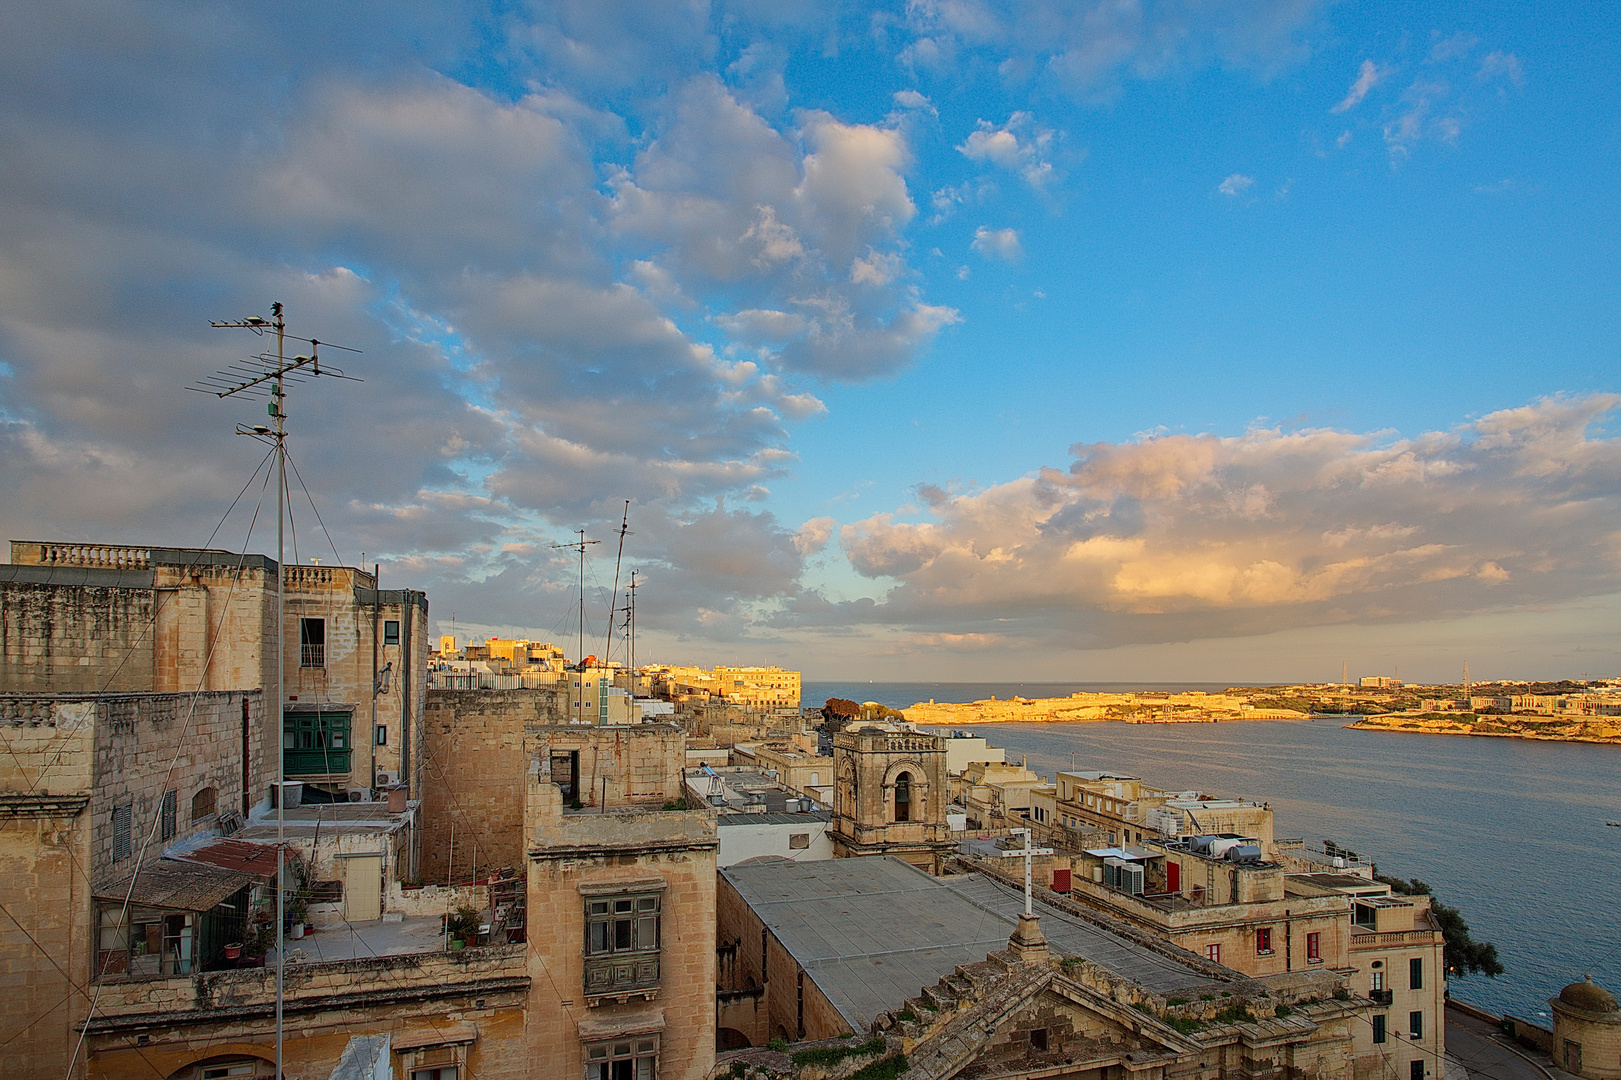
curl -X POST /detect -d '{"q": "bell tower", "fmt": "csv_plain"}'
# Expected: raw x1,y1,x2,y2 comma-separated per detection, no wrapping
831,725,953,872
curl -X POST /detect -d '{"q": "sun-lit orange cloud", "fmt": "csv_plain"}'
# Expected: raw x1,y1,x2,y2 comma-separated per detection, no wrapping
829,394,1621,647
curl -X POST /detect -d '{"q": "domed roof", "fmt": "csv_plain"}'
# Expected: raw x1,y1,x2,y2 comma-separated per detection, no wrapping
1559,978,1619,1014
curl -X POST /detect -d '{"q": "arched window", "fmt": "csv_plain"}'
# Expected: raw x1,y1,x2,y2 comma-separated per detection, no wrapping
190,787,217,822
894,772,912,823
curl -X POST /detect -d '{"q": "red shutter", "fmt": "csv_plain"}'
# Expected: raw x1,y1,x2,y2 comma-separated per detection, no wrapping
1051,868,1071,893
1167,862,1180,893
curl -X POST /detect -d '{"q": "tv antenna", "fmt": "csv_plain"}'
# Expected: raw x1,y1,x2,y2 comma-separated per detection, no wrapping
623,571,640,674
191,302,359,1080
551,530,600,666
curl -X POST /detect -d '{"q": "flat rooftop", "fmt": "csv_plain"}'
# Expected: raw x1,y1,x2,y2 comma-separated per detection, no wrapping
235,802,411,841
722,856,1224,1031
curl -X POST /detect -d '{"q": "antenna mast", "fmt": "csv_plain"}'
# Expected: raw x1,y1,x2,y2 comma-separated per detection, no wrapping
551,531,601,665
601,501,631,667
625,571,639,674
196,303,359,1080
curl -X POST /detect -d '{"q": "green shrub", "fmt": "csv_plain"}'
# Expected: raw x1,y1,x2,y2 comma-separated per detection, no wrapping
1169,1017,1205,1034
1274,1004,1294,1018
1214,1003,1254,1024
792,1037,886,1067
767,1037,788,1052
1332,987,1351,1001
1165,997,1189,1006
1200,993,1216,1002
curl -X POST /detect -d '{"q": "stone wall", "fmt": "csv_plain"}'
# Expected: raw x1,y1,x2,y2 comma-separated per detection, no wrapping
91,692,267,883
83,945,531,1080
0,704,94,1080
419,688,567,883
0,579,156,693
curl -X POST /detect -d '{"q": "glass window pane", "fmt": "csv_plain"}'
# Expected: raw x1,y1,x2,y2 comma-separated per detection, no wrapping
614,919,632,950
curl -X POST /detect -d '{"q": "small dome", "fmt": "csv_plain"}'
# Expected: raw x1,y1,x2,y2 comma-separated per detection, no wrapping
1559,978,1619,1014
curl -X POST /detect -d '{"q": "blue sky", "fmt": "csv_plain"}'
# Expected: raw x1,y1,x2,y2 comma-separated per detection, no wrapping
1,1,1617,682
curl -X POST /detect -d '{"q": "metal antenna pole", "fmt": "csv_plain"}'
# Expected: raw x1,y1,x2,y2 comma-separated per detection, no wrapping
196,303,361,1080
548,531,600,666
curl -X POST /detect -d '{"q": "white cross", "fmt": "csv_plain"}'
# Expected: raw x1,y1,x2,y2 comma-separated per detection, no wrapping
999,827,1054,916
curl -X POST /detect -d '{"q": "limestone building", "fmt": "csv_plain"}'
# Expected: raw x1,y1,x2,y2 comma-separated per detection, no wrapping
1551,978,1621,1080
829,724,954,872
1,540,429,802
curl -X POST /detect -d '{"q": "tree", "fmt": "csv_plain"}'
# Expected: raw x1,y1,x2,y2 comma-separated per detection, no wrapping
1374,870,1504,978
821,697,862,733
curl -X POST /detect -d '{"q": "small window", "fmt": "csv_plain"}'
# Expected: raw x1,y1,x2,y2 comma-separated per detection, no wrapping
376,724,388,746
1410,957,1423,990
160,789,177,842
299,618,326,668
1030,1028,1049,1052
789,833,810,850
1205,943,1220,963
191,787,217,822
384,620,400,646
1373,1015,1386,1044
1372,970,1385,992
1410,1011,1423,1040
1353,903,1377,928
1411,1062,1424,1080
585,1037,657,1080
1256,927,1273,954
1306,931,1321,961
112,803,132,862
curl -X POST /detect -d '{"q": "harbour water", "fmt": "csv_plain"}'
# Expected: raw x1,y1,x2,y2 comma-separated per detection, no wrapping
804,681,1621,1021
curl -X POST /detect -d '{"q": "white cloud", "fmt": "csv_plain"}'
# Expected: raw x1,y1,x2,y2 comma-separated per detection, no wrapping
1218,173,1255,197
970,226,1022,260
958,112,1056,187
1332,59,1386,113
892,89,935,112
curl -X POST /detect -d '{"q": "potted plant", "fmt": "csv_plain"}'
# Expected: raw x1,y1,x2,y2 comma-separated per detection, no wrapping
288,890,310,939
446,905,481,950
223,942,243,961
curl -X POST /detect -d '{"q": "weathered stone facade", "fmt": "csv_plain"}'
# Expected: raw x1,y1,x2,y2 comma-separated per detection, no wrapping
419,687,568,882
831,725,953,871
0,690,267,1080
2,541,429,802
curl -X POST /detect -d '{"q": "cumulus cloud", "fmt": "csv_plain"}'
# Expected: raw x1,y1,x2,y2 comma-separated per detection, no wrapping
958,112,1056,187
1218,173,1255,197
1332,59,1386,113
970,226,1023,260
822,395,1621,650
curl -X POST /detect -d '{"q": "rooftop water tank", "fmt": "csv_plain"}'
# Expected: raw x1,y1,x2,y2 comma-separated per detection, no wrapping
1225,845,1263,864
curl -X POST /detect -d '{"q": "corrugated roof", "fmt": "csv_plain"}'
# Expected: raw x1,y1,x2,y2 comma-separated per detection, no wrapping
169,838,282,877
94,859,255,911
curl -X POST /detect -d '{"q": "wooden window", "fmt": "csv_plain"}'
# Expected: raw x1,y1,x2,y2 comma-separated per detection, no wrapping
112,803,132,861
584,893,661,996
1409,1011,1423,1040
1409,957,1423,990
160,789,177,842
1256,927,1273,954
1205,943,1220,963
1306,931,1321,961
1373,1015,1386,1044
191,787,217,822
585,1037,657,1080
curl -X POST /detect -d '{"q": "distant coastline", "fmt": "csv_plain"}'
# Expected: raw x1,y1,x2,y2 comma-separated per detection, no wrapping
1346,713,1621,745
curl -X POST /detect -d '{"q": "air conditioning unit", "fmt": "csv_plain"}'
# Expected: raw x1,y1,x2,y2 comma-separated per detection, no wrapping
375,770,398,789
347,788,368,803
